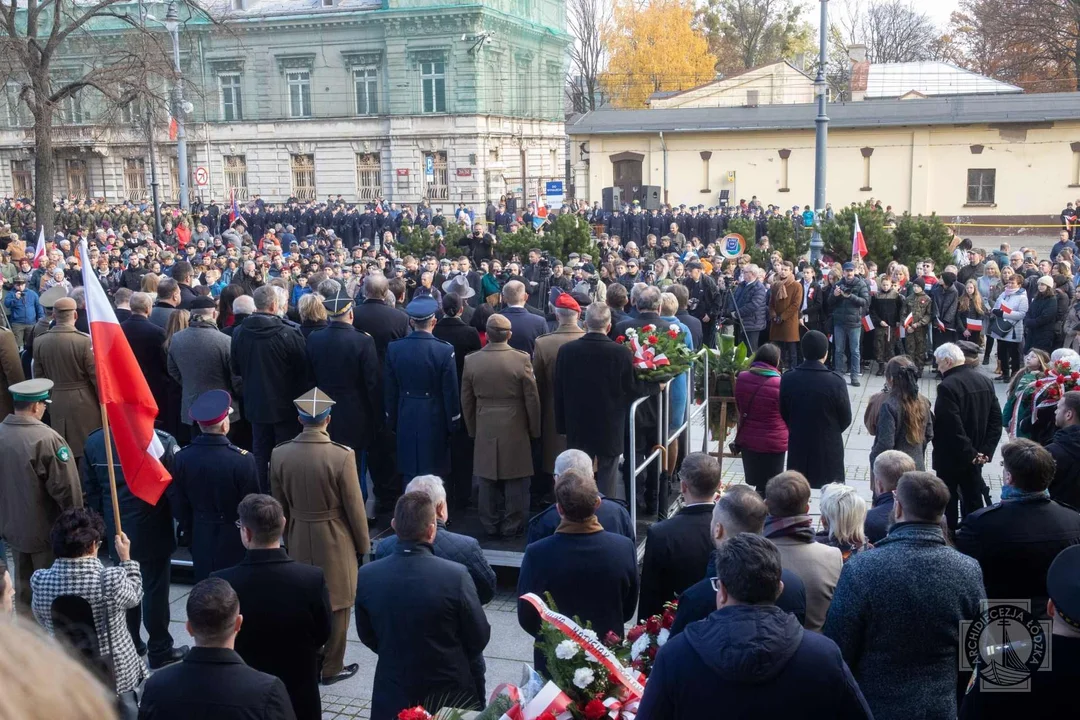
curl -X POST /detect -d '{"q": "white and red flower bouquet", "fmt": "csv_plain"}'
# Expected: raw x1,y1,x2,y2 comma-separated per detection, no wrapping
615,324,693,382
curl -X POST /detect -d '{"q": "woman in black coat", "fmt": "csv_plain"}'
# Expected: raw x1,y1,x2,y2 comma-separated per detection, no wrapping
1024,277,1058,353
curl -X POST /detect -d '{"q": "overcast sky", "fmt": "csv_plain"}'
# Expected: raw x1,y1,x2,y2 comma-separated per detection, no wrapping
804,0,960,31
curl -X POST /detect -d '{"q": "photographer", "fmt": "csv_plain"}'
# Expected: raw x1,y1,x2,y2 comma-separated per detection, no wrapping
683,260,721,349
832,262,871,386
458,222,496,264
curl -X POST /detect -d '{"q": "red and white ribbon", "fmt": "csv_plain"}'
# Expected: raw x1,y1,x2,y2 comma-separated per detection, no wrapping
520,593,646,699
604,697,639,720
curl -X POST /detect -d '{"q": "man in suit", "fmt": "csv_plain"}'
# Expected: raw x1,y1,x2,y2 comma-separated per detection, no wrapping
385,296,460,484
526,449,635,545
606,283,629,334
121,292,171,429
432,292,482,510
31,296,100,463
138,578,297,720
270,387,369,686
461,313,541,537
669,284,703,350
167,296,238,437
555,304,636,497
355,492,490,719
375,474,496,605
638,453,720,621
780,330,852,488
304,288,381,502
497,280,546,356
171,390,260,581
956,439,1080,619
351,271,409,515
149,277,180,329
83,426,187,669
517,469,638,673
213,494,332,720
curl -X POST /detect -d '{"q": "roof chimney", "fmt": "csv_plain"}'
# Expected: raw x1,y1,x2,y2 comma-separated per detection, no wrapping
848,44,867,64
848,44,869,101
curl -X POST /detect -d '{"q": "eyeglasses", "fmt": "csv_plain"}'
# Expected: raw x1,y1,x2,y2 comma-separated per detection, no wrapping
710,577,720,592
235,520,242,529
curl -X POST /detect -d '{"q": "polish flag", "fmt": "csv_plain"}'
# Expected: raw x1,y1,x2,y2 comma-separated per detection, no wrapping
936,318,946,332
861,315,874,332
966,317,983,332
903,312,914,328
79,240,172,505
1001,304,1013,315
31,227,46,268
852,213,868,259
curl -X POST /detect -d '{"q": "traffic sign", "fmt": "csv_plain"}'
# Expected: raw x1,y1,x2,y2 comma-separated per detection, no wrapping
545,181,563,195
425,155,434,179
194,166,209,186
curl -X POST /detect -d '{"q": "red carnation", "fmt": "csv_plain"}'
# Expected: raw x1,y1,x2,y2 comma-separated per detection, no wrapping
1063,361,1073,370
536,713,557,720
667,329,679,338
643,324,655,332
647,646,658,660
647,335,659,345
616,335,626,343
627,625,646,642
603,630,621,647
1072,372,1080,381
661,609,676,629
398,708,431,720
645,616,662,635
631,658,645,671
1059,375,1068,384
1035,380,1045,388
584,699,608,720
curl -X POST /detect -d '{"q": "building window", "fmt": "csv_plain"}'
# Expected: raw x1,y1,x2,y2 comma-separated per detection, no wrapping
58,93,86,124
353,67,378,116
66,159,89,199
219,73,243,122
121,96,142,125
291,154,316,200
223,155,248,199
421,61,446,114
356,153,382,200
967,168,996,205
123,158,147,201
286,70,312,118
11,160,32,197
424,150,448,201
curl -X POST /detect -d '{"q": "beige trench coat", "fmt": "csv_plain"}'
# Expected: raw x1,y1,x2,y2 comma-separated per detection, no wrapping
461,342,541,480
32,325,100,458
0,327,25,419
532,324,585,473
270,426,370,610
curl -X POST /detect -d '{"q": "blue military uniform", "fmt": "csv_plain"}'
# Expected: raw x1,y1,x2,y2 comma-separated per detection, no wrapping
384,297,460,480
83,427,184,663
169,391,260,581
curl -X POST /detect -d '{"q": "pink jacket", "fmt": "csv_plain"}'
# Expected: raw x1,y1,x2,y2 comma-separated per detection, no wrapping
734,363,788,454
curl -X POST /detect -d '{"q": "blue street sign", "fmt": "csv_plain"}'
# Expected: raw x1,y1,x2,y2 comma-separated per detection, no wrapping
545,181,563,195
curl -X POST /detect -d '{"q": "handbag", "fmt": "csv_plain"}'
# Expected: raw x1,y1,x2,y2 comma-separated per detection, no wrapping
990,315,1016,338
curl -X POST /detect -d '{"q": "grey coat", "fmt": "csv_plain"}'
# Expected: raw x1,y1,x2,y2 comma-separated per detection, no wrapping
868,392,933,470
823,523,985,720
167,320,239,425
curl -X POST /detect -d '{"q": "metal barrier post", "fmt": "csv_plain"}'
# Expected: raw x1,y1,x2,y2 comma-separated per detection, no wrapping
628,385,666,530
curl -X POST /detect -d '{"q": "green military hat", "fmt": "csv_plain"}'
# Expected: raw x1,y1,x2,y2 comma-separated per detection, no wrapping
39,285,68,309
10,378,53,403
294,387,335,422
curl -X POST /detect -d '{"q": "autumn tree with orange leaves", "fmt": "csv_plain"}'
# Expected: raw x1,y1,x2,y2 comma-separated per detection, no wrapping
601,0,718,109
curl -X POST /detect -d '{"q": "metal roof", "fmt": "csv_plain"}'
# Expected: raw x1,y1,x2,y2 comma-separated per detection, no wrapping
866,61,1022,99
568,92,1080,135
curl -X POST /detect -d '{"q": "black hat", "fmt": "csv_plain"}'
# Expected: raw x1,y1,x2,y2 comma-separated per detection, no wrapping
912,277,926,289
190,296,217,310
801,330,829,362
686,260,703,270
570,290,593,308
957,340,980,360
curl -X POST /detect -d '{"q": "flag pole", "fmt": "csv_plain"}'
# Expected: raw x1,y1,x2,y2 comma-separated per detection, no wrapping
99,402,123,535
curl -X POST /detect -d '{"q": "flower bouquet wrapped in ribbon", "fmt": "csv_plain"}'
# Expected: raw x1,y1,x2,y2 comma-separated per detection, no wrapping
615,324,694,383
607,600,678,679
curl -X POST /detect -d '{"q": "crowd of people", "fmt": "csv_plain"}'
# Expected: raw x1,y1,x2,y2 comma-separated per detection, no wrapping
0,192,1079,720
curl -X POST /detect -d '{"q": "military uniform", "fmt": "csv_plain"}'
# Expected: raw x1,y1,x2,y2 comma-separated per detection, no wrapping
32,324,101,459
170,432,259,581
384,298,460,481
270,388,369,684
0,380,82,612
905,291,933,372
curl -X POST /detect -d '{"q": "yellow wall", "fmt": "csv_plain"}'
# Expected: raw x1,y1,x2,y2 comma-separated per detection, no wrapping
572,121,1080,217
650,63,815,109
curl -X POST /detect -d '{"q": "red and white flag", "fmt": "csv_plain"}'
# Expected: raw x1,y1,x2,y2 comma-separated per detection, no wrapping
31,226,46,268
79,241,172,505
903,312,914,328
861,315,874,332
852,213,868,259
936,318,946,332
1001,303,1013,315
966,317,984,332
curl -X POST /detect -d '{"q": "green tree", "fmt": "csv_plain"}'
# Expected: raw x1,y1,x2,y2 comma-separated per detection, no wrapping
892,213,954,272
496,213,594,264
694,0,814,73
395,222,440,258
819,204,893,267
765,215,809,262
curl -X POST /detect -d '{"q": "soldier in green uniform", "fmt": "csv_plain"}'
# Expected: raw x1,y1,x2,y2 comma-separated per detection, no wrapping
0,379,82,613
905,277,933,376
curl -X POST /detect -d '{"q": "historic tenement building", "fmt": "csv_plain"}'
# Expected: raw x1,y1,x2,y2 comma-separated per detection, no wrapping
0,0,569,209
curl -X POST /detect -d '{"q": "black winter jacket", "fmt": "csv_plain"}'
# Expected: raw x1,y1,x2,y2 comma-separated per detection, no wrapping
830,277,870,329
230,313,309,424
1047,424,1080,509
1024,291,1058,351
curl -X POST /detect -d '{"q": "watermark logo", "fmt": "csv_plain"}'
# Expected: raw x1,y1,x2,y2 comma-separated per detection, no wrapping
960,600,1052,692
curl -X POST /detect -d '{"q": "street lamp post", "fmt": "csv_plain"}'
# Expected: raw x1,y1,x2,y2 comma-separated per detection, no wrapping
146,109,163,241
810,0,829,266
163,1,189,212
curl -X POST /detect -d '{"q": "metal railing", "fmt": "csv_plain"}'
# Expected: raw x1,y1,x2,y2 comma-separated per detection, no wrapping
628,390,665,530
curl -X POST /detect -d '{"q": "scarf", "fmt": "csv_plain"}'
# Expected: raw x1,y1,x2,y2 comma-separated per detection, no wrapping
775,275,798,301
1000,486,1050,502
555,515,604,535
747,362,781,379
763,514,815,543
